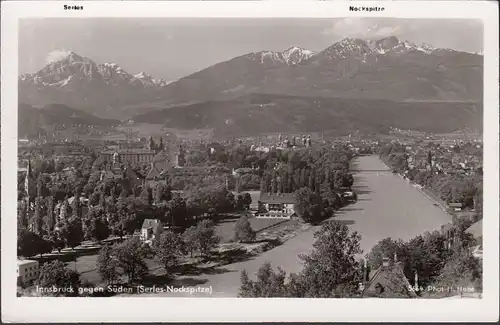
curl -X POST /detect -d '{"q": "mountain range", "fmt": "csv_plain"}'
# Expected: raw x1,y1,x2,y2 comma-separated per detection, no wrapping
18,36,483,136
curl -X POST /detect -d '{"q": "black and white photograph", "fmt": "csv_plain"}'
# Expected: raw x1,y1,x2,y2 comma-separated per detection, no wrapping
1,1,498,323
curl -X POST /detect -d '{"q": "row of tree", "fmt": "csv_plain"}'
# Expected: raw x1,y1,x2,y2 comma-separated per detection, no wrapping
260,146,354,194
18,181,253,258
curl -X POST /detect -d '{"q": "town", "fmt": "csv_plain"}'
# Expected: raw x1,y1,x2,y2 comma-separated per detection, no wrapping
14,17,486,301
17,127,483,298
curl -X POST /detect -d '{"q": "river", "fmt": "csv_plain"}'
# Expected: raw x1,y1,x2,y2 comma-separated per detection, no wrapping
126,155,451,297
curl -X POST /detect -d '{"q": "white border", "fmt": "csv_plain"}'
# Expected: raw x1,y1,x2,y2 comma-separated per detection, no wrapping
2,1,498,323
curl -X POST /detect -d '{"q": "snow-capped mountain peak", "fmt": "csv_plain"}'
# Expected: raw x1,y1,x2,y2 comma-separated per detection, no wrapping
247,46,316,66
282,46,316,65
319,36,445,61
134,71,167,87
20,51,168,90
323,38,372,60
135,71,151,79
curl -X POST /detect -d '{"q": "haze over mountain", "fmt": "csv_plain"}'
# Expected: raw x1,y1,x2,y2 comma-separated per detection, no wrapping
132,93,482,138
18,103,119,137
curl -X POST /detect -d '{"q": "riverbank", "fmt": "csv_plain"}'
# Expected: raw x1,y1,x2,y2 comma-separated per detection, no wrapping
119,155,453,297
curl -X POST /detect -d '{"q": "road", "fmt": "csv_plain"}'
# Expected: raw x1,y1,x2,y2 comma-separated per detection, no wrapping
126,155,451,298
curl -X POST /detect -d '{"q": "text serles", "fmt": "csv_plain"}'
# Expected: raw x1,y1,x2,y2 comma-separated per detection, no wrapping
64,5,84,10
349,6,385,12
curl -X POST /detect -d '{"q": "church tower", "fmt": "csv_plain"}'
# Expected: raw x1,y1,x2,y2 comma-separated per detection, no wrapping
175,145,186,167
148,136,156,151
158,137,164,151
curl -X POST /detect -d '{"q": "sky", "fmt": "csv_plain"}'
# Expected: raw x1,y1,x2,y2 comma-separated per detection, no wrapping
19,18,483,81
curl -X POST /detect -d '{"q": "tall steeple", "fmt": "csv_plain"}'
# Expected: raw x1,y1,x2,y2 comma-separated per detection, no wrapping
148,136,155,151
158,137,164,151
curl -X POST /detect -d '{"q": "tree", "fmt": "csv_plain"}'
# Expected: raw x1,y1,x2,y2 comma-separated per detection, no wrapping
49,231,66,253
366,237,405,268
18,228,52,258
242,193,252,210
367,232,450,289
238,221,363,298
196,220,220,257
83,207,110,242
235,194,245,210
233,215,256,243
97,244,119,285
294,187,324,224
239,262,288,297
44,196,56,234
183,220,220,257
403,231,449,287
89,191,101,206
71,196,82,219
99,191,106,209
32,197,44,234
299,220,363,297
110,186,117,200
183,225,199,257
140,185,153,206
36,260,80,297
59,198,70,220
60,216,84,249
113,237,149,283
433,248,483,295
153,183,165,204
165,196,188,227
154,231,185,275
18,200,29,229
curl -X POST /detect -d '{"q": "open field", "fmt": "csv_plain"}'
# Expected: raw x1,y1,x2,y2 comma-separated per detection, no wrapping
115,123,215,140
116,123,165,137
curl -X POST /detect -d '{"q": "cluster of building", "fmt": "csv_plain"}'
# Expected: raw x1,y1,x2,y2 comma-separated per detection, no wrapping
97,137,187,187
404,142,482,176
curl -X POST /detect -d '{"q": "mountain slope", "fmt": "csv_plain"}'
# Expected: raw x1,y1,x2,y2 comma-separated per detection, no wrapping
18,103,120,137
137,37,482,110
19,52,168,118
132,93,482,137
19,37,482,119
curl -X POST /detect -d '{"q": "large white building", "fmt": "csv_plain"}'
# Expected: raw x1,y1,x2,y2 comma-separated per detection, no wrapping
17,259,39,285
257,193,297,219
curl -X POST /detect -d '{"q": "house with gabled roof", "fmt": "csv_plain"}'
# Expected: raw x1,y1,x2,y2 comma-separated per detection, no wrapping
361,257,417,298
140,219,163,244
257,192,297,219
